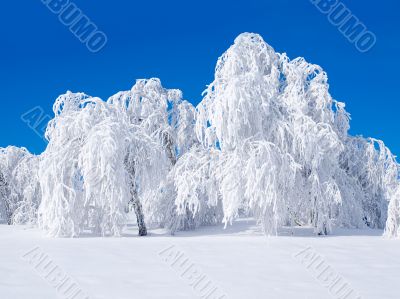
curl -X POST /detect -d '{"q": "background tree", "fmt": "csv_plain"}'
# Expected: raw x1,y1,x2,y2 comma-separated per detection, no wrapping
0,146,39,225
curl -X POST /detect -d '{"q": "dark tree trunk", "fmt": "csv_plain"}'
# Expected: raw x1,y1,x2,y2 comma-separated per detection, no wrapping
163,132,176,166
132,198,147,236
125,156,147,236
129,188,147,236
5,201,12,225
128,185,147,236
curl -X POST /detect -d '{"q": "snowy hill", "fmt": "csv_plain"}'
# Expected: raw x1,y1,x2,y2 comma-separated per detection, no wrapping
1,219,399,299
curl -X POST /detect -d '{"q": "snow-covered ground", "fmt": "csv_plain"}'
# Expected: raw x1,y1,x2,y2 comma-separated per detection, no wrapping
1,219,399,299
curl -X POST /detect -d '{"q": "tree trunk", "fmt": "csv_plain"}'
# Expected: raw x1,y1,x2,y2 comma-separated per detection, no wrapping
5,201,12,225
183,206,195,231
132,197,147,236
128,187,147,236
124,156,147,236
163,132,176,165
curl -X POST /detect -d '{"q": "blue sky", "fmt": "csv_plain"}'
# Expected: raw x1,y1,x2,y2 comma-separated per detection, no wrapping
0,0,399,156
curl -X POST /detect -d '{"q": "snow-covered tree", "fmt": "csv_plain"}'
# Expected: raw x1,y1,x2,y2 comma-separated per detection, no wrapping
39,92,146,236
187,33,341,234
38,79,192,237
385,186,400,238
2,32,400,238
0,146,40,225
107,78,196,231
172,32,400,236
0,167,9,224
154,145,223,233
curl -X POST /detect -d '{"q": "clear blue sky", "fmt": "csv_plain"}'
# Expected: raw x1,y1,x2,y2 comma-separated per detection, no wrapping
0,0,399,156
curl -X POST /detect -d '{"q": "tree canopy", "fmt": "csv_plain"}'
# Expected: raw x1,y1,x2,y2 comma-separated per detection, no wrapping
1,33,399,238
